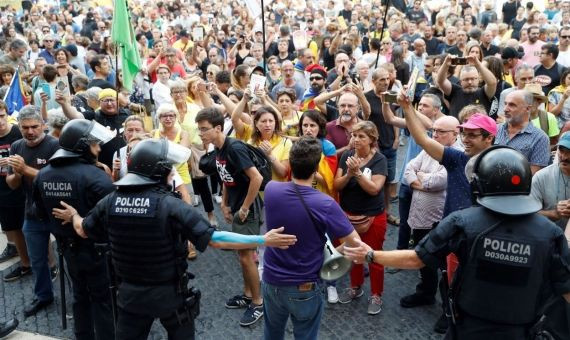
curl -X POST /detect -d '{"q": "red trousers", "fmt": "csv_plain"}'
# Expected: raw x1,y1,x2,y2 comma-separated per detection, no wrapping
349,212,387,296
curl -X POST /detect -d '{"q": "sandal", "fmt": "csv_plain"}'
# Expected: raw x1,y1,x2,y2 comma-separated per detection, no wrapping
387,214,400,226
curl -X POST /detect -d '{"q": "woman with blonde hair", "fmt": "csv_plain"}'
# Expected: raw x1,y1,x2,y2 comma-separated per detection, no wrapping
230,64,251,91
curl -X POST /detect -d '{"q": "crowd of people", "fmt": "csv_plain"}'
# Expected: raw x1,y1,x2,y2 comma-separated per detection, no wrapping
1,0,570,339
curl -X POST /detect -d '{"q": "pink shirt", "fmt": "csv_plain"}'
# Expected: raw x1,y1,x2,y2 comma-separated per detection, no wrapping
521,41,545,67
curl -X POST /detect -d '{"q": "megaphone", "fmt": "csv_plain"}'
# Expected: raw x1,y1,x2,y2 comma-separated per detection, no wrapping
320,238,352,281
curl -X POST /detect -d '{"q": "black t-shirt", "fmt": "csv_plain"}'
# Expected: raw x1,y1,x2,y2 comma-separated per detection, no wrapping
215,138,257,213
9,135,59,218
0,125,24,207
446,84,492,118
339,150,387,215
535,63,566,96
365,90,396,149
503,1,520,25
85,109,129,168
481,44,501,57
446,45,464,57
323,47,335,71
406,9,427,23
87,78,115,90
424,37,443,56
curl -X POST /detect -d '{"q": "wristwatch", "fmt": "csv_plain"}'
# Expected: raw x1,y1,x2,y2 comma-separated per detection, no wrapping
365,250,375,263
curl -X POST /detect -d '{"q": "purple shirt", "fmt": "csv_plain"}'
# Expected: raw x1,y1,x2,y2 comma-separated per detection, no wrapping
263,181,354,286
325,119,350,150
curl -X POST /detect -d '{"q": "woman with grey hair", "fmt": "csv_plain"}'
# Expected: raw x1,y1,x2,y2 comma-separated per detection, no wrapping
46,108,69,138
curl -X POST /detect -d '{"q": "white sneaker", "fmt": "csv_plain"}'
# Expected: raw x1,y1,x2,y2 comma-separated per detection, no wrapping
327,286,339,304
213,194,222,204
192,195,200,207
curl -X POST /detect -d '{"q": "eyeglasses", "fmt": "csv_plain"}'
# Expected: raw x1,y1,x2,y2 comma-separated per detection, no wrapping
44,40,54,42
100,98,116,103
159,114,176,119
198,126,214,133
309,76,324,81
460,132,484,139
171,90,186,95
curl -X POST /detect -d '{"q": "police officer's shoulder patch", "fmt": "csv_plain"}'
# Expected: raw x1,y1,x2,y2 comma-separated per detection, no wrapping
109,193,159,218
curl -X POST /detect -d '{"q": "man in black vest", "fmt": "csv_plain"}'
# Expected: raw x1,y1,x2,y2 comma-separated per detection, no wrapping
344,146,570,339
33,119,116,339
51,138,296,340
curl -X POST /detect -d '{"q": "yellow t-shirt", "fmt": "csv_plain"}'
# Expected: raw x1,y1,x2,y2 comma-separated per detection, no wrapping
177,102,202,145
153,129,192,184
281,111,301,138
531,111,560,138
238,125,292,182
172,39,194,53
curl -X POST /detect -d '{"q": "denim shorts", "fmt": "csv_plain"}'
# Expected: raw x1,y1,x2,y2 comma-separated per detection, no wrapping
380,147,397,182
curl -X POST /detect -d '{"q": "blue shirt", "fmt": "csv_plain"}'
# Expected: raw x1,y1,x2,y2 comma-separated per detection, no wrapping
39,49,55,64
441,147,472,217
494,123,550,167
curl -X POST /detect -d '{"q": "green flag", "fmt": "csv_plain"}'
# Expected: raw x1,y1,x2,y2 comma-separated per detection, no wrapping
111,0,141,92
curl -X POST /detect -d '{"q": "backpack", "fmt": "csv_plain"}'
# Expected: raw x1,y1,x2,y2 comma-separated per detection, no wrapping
228,139,273,191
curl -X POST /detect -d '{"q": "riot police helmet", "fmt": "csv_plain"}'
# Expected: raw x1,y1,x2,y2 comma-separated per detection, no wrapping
51,119,115,160
471,145,541,215
114,138,191,186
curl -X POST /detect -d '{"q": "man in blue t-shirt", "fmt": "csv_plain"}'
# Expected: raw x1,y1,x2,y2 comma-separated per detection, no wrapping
262,137,360,340
401,93,496,333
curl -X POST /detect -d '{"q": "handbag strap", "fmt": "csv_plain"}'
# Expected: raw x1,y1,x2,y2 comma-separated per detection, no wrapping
292,183,326,243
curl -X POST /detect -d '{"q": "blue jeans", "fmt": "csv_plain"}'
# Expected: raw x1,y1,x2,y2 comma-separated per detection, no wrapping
397,184,412,250
380,147,397,182
23,219,53,301
262,281,324,340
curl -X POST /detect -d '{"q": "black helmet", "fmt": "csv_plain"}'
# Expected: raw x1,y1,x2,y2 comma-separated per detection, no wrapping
51,119,115,161
114,138,191,186
471,145,541,215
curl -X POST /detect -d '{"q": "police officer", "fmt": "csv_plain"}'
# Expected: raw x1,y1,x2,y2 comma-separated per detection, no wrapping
344,146,570,339
33,119,116,339
51,138,297,340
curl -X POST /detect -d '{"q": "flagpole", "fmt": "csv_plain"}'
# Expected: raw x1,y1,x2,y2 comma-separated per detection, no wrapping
261,0,266,71
374,0,390,69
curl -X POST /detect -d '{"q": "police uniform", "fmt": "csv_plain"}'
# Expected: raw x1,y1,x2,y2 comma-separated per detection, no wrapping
79,138,213,340
33,119,116,339
412,146,570,339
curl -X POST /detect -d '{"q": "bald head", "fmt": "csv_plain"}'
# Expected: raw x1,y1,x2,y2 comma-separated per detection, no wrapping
433,116,460,147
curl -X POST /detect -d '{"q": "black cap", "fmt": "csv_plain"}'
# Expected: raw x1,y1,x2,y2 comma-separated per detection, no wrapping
179,29,189,38
501,47,524,60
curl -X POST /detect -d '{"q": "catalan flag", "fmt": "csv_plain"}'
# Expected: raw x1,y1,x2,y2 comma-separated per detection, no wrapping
316,139,338,199
3,68,27,115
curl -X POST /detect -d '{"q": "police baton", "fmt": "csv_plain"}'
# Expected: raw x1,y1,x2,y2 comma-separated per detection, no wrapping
105,249,118,328
440,268,457,339
57,245,67,330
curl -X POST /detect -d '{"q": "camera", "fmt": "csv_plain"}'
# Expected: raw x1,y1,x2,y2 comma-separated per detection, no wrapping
451,57,468,66
382,91,398,103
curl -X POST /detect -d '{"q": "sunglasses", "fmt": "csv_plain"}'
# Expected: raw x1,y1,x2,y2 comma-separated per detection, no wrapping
309,76,324,81
561,36,570,39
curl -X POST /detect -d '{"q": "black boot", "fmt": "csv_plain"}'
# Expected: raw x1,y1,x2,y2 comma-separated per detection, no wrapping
0,318,18,337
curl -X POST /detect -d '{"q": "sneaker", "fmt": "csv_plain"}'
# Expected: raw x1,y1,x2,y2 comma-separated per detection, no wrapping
433,313,449,334
213,194,222,204
225,294,252,309
0,244,18,263
192,195,200,207
239,304,263,326
327,286,339,304
400,293,436,308
3,265,31,282
385,267,401,274
367,295,383,315
50,266,59,282
338,287,364,304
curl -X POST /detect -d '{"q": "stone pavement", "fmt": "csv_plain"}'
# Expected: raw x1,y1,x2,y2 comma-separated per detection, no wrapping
0,140,446,339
